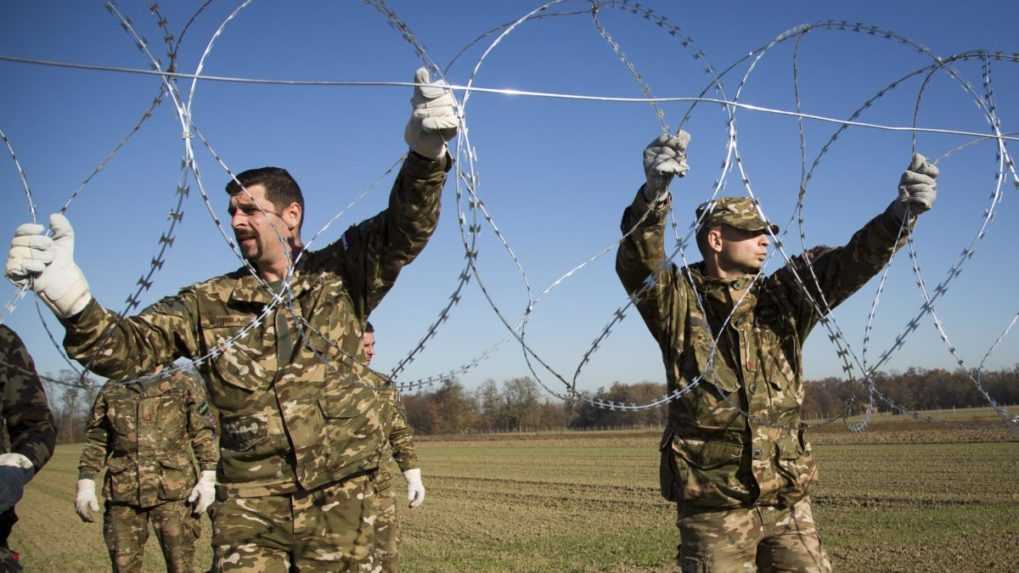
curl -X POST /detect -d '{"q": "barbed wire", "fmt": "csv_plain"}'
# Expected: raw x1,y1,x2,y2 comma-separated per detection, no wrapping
0,1,1015,432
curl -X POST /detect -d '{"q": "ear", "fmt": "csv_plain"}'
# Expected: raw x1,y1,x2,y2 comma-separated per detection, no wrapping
706,226,723,253
282,202,302,233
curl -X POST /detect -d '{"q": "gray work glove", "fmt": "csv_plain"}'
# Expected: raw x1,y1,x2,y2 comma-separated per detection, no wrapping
0,453,34,513
404,67,459,159
642,130,691,202
5,213,92,318
888,153,938,222
74,478,99,523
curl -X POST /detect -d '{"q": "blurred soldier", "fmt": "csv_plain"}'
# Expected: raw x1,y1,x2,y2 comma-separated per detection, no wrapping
616,132,938,572
7,67,456,572
75,369,218,573
361,322,424,573
0,325,57,573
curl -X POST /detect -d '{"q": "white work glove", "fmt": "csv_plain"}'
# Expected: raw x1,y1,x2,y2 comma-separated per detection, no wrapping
403,468,425,509
889,152,938,222
0,453,34,513
404,67,458,159
6,213,92,318
74,478,100,523
642,130,691,202
187,470,216,515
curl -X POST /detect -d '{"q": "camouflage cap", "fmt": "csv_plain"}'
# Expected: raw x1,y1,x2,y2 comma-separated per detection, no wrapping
695,197,778,234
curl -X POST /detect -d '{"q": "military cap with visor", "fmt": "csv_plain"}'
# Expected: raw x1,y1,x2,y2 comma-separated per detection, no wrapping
695,196,779,234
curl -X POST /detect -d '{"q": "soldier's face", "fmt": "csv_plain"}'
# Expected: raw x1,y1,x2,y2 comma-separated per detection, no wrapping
228,185,293,269
361,332,375,364
719,225,769,274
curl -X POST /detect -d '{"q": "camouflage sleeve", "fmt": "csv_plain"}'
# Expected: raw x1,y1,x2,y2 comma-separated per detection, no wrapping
387,388,419,472
184,375,219,471
78,387,111,480
0,326,56,471
322,151,450,319
60,288,201,381
615,186,681,348
769,207,912,338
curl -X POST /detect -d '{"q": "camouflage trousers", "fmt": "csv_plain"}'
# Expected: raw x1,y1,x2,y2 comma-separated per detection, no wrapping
675,497,832,573
211,474,377,573
372,471,399,573
0,509,20,573
103,500,201,573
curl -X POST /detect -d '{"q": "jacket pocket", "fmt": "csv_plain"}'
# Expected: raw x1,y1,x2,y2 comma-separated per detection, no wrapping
672,434,745,507
103,456,138,502
200,315,274,392
158,457,196,501
316,379,384,475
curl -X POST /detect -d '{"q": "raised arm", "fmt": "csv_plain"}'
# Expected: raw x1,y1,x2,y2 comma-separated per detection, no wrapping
615,132,690,346
6,213,201,380
60,290,200,381
326,67,458,318
769,153,939,337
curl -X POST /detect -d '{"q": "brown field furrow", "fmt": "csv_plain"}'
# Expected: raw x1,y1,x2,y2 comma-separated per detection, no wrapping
813,493,1017,508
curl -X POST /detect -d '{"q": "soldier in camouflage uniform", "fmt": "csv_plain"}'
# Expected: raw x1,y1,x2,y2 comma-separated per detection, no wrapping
361,322,424,573
617,132,939,572
0,325,57,573
6,67,456,572
74,369,218,573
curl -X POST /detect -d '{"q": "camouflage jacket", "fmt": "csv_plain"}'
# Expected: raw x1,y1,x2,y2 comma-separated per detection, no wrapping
370,373,419,482
62,152,449,497
616,188,911,509
78,372,218,507
0,325,56,472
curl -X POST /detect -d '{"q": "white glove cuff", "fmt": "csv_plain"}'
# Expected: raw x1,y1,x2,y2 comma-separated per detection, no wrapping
41,266,92,318
0,453,33,471
403,468,422,483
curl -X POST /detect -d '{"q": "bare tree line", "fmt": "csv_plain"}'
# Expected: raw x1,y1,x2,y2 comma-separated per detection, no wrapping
41,366,1018,442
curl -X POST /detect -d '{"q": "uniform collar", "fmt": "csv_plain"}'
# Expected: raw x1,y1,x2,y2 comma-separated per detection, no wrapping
687,263,756,293
228,261,313,305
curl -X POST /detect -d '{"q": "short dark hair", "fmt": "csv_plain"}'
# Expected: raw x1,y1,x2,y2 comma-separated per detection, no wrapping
226,167,305,233
365,321,375,333
695,223,716,256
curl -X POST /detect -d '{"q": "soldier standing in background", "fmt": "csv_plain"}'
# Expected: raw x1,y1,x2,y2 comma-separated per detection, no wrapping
6,67,457,572
0,325,57,573
74,368,218,573
616,132,938,572
361,322,424,573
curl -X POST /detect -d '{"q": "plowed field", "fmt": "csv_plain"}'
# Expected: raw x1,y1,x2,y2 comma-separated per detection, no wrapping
11,408,1018,572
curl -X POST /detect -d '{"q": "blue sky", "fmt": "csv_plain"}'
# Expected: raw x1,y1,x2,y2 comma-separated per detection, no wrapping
2,1,1018,400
